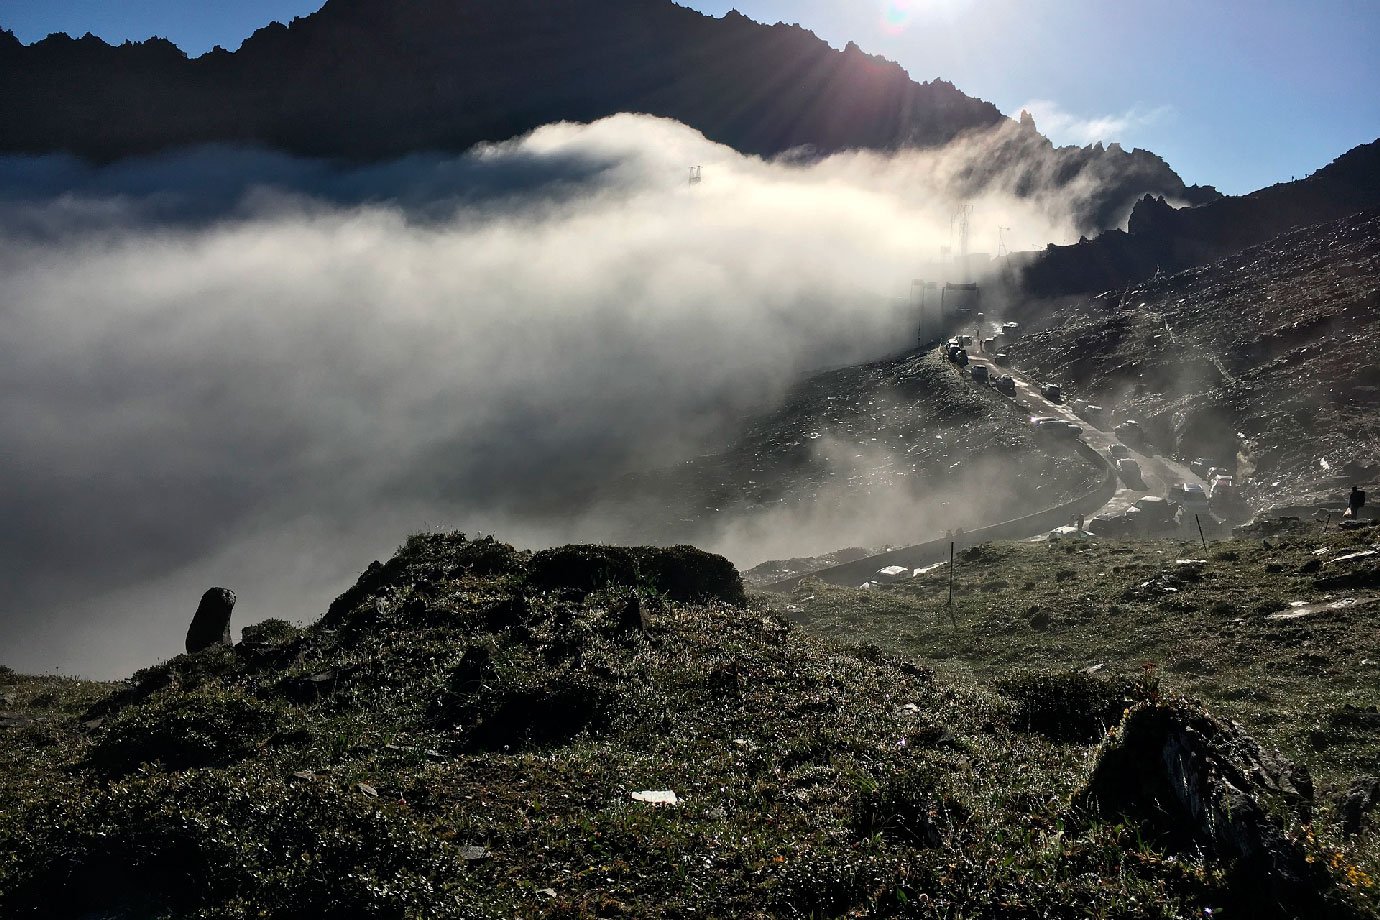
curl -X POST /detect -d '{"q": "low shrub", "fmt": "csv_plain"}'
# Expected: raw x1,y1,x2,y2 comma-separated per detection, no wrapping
88,685,284,775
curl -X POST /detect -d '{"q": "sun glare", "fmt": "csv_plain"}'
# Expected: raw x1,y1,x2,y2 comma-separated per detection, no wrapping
881,0,918,35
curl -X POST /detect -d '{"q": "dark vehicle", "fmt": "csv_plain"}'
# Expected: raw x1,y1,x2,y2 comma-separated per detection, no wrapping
1088,513,1132,536
1116,457,1142,485
981,337,997,354
1040,383,1062,402
1171,482,1210,513
970,364,989,384
1114,420,1144,443
1135,495,1178,527
993,352,1011,366
994,375,1017,395
1109,443,1131,461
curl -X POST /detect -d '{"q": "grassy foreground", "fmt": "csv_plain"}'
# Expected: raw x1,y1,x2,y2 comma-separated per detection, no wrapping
2,530,1377,918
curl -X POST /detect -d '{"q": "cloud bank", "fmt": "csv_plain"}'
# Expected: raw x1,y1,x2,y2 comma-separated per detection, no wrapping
1,114,1087,677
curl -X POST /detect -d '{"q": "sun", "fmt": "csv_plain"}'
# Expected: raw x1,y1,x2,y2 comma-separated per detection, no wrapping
881,0,969,34
881,0,919,35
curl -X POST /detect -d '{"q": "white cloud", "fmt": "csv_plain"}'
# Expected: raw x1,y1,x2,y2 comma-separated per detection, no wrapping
0,113,1123,677
1015,98,1173,147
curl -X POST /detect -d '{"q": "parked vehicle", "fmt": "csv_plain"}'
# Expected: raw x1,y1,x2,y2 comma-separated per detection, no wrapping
1135,495,1177,523
1171,482,1210,511
994,375,1017,395
1109,443,1131,460
1129,496,1177,533
1114,420,1144,443
1116,457,1141,483
1031,417,1079,439
970,364,989,384
1040,383,1062,402
1088,513,1132,536
993,352,1011,366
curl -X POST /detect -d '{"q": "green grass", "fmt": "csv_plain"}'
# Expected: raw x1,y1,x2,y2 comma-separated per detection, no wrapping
1,529,1376,918
770,519,1380,914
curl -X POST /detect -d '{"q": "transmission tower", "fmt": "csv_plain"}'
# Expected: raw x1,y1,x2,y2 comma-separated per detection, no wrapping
688,165,702,185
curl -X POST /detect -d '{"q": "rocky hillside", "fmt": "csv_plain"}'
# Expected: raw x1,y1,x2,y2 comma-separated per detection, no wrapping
1021,138,1380,296
605,349,1101,564
3,531,1376,917
1004,207,1380,515
1,0,1209,232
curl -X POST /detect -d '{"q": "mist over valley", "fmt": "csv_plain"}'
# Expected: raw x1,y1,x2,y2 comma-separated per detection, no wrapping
1,114,1106,676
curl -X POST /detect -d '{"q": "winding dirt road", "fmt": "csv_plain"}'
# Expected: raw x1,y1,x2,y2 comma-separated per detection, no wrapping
970,352,1216,531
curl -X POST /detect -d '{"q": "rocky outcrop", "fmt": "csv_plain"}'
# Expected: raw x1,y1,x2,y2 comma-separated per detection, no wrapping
1072,700,1325,917
185,587,236,654
1021,138,1380,296
1338,776,1380,836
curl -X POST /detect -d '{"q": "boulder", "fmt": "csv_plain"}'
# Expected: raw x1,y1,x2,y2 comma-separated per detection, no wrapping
1072,700,1323,917
185,587,236,654
1338,776,1380,836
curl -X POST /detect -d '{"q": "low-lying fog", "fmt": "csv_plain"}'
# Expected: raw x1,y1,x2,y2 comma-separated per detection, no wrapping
1,114,1090,677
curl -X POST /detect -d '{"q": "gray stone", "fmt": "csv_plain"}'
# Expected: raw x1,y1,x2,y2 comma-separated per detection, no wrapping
1338,775,1380,836
186,587,236,654
1073,700,1319,916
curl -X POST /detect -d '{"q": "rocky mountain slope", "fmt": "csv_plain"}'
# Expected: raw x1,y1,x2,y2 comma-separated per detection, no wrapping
3,530,1376,917
605,349,1101,565
1021,138,1380,296
1,0,1210,232
1005,207,1380,515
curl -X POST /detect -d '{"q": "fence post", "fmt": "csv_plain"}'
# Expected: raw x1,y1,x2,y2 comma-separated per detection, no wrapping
947,541,957,628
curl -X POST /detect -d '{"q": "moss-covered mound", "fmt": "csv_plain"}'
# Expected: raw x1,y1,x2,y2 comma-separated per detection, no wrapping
0,532,1372,918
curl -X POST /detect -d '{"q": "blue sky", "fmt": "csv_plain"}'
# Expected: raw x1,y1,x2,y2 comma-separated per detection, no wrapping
2,0,1376,194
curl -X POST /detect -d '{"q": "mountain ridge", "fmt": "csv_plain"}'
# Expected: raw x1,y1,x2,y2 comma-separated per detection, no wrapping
1,0,1212,232
1021,137,1380,296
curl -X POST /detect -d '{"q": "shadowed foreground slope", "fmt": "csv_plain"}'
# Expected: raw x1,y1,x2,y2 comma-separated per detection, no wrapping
2,532,1374,917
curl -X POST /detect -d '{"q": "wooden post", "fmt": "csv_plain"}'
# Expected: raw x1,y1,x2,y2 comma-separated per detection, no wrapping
1195,514,1207,551
947,541,957,628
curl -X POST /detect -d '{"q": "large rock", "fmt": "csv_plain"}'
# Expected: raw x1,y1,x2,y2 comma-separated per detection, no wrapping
185,588,236,654
1338,776,1380,836
1072,700,1325,917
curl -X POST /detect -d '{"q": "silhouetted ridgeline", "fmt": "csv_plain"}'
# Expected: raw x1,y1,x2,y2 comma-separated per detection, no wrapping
1022,137,1380,296
3,0,1209,232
